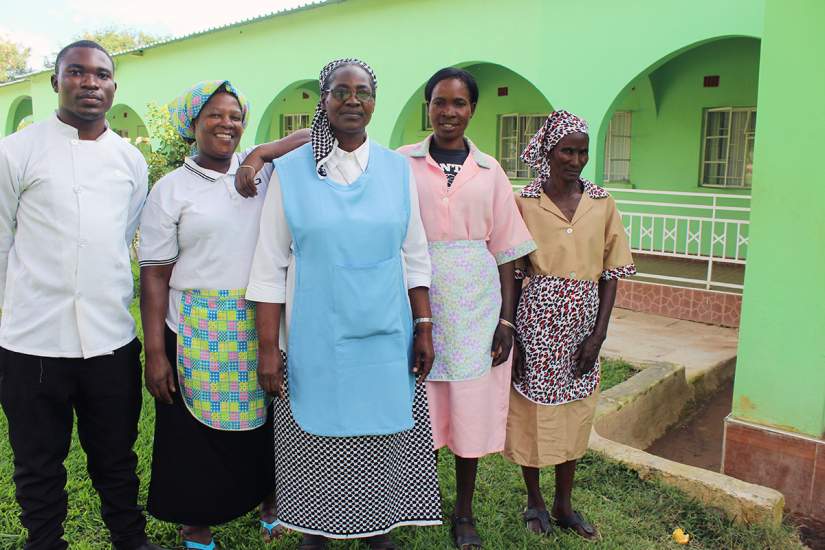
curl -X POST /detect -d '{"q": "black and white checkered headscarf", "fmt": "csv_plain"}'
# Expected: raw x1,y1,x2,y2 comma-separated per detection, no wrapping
312,58,378,178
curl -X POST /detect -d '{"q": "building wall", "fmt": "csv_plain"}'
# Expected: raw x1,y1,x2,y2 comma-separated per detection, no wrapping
723,4,825,519
0,0,765,186
733,0,825,439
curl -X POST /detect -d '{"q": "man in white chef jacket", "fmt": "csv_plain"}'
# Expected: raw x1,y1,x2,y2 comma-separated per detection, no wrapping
0,40,166,550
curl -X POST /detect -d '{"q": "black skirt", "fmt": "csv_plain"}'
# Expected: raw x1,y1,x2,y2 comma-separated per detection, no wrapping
146,327,275,525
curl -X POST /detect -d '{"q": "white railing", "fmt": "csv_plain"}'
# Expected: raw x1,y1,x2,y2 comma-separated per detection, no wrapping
605,188,751,291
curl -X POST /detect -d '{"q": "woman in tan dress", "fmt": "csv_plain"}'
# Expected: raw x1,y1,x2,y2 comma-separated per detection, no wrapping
502,110,635,540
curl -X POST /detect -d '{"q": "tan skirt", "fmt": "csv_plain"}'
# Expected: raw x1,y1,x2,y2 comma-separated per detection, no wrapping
502,386,599,468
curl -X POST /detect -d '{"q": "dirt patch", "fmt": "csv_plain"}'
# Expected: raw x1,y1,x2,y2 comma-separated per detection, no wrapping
645,380,733,471
790,514,825,550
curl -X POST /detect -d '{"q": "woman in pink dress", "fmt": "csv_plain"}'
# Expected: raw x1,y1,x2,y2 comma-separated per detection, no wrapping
399,67,535,549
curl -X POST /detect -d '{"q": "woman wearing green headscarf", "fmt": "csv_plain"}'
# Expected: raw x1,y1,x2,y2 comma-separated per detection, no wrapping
138,81,308,550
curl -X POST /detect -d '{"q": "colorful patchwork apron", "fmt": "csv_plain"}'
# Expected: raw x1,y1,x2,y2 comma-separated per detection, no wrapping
177,288,271,431
427,240,501,381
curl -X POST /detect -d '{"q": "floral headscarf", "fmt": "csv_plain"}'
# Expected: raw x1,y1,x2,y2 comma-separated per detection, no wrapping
519,110,589,193
311,58,377,178
168,80,250,146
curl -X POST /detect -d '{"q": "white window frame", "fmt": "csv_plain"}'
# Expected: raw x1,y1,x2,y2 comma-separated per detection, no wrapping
603,111,632,183
700,107,756,189
498,113,548,180
281,113,311,138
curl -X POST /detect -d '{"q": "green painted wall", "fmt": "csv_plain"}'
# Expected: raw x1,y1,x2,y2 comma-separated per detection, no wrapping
106,104,150,157
604,38,760,194
733,0,825,438
255,81,318,143
5,96,33,135
0,0,765,188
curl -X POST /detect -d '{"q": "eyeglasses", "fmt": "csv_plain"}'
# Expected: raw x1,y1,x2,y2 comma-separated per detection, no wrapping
326,87,375,103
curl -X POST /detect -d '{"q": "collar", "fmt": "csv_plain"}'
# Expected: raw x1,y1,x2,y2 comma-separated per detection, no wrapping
408,134,492,169
183,154,240,183
520,177,609,199
328,137,370,172
51,111,111,142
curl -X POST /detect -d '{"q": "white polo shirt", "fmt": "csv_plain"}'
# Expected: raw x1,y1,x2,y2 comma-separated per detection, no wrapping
138,151,274,332
0,114,148,358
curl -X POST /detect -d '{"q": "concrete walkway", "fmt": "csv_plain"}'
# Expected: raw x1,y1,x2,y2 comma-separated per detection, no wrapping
602,308,739,386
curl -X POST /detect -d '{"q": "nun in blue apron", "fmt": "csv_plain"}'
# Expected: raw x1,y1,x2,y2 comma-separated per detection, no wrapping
245,59,441,549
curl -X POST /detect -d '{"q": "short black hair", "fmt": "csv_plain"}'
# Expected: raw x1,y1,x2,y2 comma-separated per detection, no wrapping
55,40,114,74
424,68,479,104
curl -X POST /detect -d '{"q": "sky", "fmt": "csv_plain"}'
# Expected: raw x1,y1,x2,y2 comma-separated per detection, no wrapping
2,0,318,70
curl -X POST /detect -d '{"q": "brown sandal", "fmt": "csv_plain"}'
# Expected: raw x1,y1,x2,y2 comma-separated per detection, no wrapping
451,514,482,549
523,508,553,536
552,511,600,541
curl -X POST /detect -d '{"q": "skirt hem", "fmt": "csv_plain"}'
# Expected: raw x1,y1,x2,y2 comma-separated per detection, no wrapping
512,383,598,407
276,518,443,540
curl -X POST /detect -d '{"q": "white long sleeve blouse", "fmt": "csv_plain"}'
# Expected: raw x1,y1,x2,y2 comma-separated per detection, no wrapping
246,139,431,338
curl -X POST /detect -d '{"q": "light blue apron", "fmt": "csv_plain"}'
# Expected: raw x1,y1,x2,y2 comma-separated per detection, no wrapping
276,142,415,437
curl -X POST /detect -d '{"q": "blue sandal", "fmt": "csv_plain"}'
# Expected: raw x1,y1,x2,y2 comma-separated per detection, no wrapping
260,519,282,542
182,540,215,550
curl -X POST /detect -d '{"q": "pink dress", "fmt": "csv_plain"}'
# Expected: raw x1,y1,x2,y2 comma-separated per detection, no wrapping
399,136,535,458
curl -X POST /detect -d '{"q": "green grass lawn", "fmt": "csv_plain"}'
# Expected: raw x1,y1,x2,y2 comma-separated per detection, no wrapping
600,359,636,391
0,284,804,549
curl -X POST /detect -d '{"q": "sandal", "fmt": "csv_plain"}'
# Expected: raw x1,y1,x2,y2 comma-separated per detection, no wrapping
182,540,215,550
451,515,482,549
523,507,553,536
179,528,216,550
260,519,283,542
552,510,600,541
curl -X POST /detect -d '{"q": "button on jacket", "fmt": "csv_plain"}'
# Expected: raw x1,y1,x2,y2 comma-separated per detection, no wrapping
0,114,148,358
515,179,634,282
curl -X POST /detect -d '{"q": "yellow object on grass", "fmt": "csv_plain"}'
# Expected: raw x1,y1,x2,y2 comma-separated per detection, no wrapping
672,528,690,544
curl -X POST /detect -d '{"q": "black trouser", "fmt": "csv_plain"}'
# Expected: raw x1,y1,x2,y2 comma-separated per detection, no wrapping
0,339,148,550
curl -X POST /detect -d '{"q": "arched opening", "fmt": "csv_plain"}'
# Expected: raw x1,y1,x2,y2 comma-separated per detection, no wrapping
255,79,319,144
597,37,761,192
390,62,552,186
601,37,761,323
6,96,33,136
106,104,151,156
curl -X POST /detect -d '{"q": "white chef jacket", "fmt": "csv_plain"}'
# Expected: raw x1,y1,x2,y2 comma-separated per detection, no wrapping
0,114,148,358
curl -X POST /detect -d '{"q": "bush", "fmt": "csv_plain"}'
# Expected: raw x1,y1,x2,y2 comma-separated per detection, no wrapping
144,102,189,186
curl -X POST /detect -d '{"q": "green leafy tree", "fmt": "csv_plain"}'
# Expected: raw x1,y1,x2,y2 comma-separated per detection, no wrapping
77,27,166,55
0,36,31,83
144,102,189,186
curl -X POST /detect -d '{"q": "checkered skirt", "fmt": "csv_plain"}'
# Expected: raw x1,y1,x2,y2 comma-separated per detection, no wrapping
272,366,442,538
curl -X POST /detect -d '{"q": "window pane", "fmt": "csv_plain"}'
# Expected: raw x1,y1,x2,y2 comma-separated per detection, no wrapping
501,116,517,140
704,137,728,163
706,111,730,137
604,111,632,182
703,163,726,186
